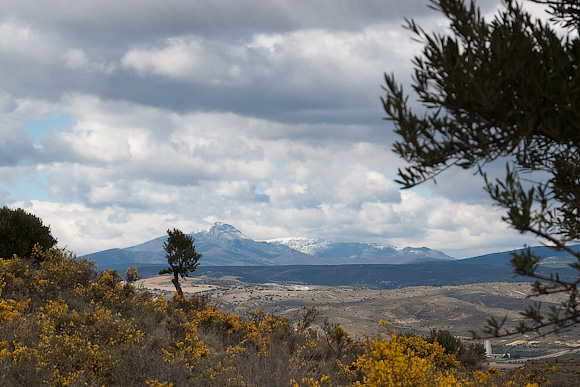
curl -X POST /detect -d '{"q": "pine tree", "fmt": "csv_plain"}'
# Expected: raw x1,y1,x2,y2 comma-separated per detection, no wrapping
159,228,202,296
384,0,580,335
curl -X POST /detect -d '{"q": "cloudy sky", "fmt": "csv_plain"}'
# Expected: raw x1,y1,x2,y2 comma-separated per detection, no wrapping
1,0,547,258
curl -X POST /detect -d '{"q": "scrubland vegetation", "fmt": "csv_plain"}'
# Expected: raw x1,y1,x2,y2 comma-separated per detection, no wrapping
0,247,573,386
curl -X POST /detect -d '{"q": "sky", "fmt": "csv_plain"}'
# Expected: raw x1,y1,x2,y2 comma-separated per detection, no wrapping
0,0,548,258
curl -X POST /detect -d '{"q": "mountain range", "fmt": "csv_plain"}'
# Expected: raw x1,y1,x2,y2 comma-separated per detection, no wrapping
85,222,580,288
86,222,454,270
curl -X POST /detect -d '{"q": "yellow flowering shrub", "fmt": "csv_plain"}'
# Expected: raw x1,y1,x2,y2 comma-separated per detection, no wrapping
145,380,174,387
0,256,31,297
88,268,127,306
162,321,210,371
349,326,463,387
0,340,38,364
243,309,293,355
292,374,334,387
0,280,29,324
125,265,141,283
470,369,495,387
35,297,145,386
31,247,98,300
0,247,566,386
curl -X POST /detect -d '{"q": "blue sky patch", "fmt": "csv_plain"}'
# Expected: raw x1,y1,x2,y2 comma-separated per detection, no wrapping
7,173,53,202
24,113,74,143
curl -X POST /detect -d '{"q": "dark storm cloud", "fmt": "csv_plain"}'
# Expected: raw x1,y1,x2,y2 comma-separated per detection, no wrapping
0,0,437,44
0,0,503,128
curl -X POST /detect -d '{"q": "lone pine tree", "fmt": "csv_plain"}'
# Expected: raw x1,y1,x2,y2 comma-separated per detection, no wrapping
159,228,202,296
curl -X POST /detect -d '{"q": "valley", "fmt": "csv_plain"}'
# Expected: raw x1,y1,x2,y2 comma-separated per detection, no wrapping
108,222,580,361
139,274,580,360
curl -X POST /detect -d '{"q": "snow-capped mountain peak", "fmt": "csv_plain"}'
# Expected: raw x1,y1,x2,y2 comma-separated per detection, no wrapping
198,222,250,240
266,237,330,256
88,222,455,268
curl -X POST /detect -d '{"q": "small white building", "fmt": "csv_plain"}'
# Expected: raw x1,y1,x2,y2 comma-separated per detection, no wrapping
484,340,510,359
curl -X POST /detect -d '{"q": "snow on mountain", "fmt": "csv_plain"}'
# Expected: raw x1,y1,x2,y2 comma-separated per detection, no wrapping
265,237,331,256
87,222,455,269
196,222,250,241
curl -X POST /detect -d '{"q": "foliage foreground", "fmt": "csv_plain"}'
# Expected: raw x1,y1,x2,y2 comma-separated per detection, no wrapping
384,0,580,335
0,248,561,386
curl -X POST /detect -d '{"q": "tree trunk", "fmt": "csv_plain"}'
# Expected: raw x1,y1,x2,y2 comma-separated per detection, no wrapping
172,272,183,296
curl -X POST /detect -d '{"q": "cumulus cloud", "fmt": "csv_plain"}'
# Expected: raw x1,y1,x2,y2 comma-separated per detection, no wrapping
0,0,544,259
0,21,54,60
120,25,418,115
0,119,37,166
5,89,538,258
64,49,116,74
122,38,241,85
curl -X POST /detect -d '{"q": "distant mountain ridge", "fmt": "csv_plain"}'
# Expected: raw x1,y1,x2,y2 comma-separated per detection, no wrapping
458,244,580,266
86,222,454,270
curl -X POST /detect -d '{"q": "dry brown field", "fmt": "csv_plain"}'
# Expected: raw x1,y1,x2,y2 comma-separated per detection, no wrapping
139,275,580,359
